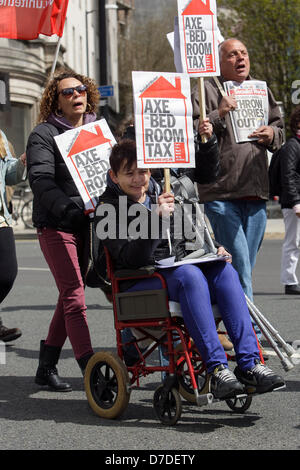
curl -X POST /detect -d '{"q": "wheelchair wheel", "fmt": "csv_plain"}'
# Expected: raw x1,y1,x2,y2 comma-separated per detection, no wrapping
177,350,208,404
225,395,252,413
84,351,131,419
153,384,182,426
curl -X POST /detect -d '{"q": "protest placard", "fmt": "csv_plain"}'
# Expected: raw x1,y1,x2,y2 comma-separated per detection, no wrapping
54,119,116,213
223,80,269,143
177,0,220,77
132,71,195,170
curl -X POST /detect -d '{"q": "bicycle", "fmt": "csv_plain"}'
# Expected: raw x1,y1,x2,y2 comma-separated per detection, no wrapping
11,182,34,229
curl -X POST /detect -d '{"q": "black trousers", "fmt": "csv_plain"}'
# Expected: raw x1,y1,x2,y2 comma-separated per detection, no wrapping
0,227,18,305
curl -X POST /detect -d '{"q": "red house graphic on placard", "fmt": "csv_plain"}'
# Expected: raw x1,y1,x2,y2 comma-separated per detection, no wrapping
139,76,187,100
66,124,112,210
182,0,214,15
67,124,112,157
181,0,216,74
139,76,189,164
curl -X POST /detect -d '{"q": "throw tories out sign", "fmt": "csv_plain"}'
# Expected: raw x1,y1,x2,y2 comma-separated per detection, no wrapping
54,119,116,213
177,0,220,77
132,71,195,169
223,80,269,143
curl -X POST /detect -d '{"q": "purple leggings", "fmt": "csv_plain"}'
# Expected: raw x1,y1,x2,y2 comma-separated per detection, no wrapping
38,227,93,360
128,261,260,373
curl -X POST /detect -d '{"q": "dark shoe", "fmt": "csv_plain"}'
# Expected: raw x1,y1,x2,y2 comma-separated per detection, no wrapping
122,343,148,367
234,360,285,394
35,366,72,392
77,353,94,376
0,318,22,343
35,340,72,392
123,347,140,366
210,364,244,399
285,284,300,295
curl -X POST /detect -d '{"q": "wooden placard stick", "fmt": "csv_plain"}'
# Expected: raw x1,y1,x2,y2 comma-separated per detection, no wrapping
198,77,207,143
164,167,171,193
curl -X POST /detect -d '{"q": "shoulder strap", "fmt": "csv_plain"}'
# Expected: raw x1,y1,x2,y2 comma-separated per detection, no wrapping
213,77,226,97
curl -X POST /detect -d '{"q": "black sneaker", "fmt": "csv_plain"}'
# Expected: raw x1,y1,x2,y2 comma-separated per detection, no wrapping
285,284,300,295
234,360,285,394
210,364,244,399
0,318,22,343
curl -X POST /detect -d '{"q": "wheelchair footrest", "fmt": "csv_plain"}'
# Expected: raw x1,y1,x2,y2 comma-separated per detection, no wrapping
246,384,286,395
195,392,214,407
272,384,286,392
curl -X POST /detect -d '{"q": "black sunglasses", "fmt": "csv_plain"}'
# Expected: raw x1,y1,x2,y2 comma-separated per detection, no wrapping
59,85,87,97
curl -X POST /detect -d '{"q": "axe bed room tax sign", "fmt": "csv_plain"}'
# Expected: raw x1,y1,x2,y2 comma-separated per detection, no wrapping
223,80,269,143
132,71,195,169
54,119,116,212
177,0,220,76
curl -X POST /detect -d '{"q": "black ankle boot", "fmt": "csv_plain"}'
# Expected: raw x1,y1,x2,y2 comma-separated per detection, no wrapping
77,353,94,376
35,340,72,392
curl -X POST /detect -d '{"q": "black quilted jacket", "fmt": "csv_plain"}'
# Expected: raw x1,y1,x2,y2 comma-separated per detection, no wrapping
280,136,300,209
26,121,87,231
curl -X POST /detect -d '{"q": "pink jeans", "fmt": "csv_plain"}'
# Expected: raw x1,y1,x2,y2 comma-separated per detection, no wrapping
38,227,93,360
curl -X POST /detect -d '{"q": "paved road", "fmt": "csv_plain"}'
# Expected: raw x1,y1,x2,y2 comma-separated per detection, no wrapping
0,239,299,451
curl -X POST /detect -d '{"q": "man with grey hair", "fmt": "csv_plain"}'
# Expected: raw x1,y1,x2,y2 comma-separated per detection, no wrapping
192,38,284,314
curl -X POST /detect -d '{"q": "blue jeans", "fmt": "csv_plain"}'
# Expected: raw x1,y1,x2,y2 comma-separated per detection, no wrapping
127,262,260,374
204,200,267,302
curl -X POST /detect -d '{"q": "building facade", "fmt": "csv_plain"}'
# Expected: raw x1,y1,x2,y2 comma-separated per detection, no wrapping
0,0,134,156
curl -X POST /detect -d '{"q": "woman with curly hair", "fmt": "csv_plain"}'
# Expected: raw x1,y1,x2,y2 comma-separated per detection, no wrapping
26,70,100,391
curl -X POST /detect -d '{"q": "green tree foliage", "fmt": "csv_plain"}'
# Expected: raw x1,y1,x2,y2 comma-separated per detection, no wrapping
217,0,300,134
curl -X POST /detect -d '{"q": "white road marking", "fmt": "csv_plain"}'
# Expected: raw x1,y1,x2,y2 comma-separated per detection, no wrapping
18,267,50,272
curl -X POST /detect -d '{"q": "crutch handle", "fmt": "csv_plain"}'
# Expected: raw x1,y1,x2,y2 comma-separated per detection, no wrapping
281,358,294,372
284,343,297,357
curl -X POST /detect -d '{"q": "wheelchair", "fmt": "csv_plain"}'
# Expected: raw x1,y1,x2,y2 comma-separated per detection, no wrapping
84,248,278,426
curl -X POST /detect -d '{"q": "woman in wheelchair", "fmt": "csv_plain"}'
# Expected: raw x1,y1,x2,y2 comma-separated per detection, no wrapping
96,131,285,400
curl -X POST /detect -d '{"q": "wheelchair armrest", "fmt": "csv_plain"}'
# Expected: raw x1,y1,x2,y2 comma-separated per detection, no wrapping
114,265,156,279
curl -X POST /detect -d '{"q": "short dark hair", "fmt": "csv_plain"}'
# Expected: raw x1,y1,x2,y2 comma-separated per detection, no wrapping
109,139,137,175
290,106,300,136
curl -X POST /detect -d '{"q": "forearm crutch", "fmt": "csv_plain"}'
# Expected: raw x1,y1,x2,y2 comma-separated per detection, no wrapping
245,295,295,371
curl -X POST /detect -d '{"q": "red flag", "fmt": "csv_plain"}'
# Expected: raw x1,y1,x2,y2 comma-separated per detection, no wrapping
0,0,69,40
